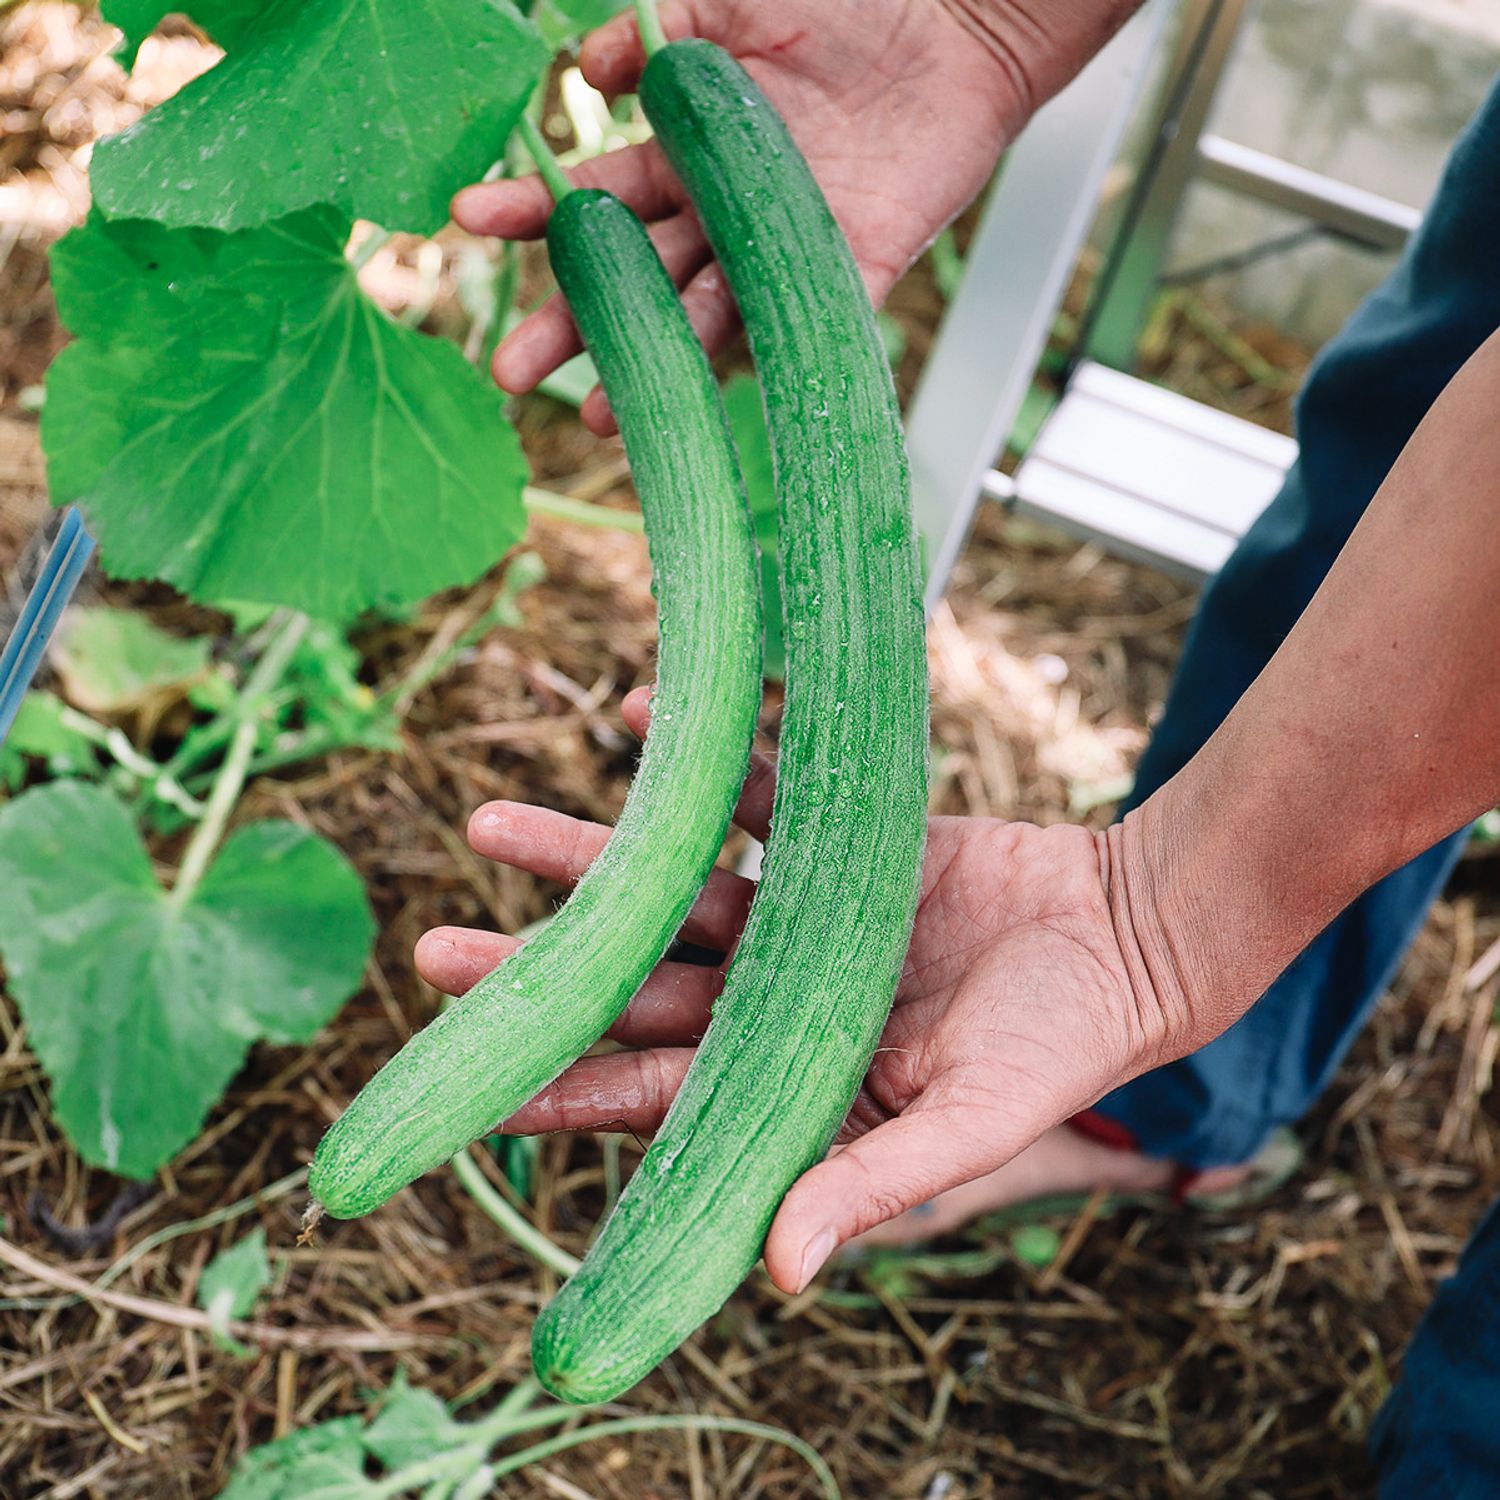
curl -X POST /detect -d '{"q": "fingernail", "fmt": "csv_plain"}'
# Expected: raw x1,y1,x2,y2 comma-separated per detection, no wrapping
795,1229,838,1294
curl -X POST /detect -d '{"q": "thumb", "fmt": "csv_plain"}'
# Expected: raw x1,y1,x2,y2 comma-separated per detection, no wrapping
762,1101,1002,1295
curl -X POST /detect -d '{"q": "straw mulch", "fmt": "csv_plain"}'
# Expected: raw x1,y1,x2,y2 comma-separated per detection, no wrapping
2,6,1497,1498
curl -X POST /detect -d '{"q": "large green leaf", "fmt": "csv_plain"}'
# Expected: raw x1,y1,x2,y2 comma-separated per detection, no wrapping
0,781,373,1179
92,0,549,235
43,210,529,619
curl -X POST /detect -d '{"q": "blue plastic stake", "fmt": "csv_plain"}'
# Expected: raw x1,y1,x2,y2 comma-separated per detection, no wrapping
0,508,97,748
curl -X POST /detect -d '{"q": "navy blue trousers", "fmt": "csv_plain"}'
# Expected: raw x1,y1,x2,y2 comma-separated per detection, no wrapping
1094,74,1500,1494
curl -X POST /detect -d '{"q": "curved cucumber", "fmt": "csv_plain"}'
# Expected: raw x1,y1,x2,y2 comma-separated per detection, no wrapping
309,188,762,1219
532,40,929,1402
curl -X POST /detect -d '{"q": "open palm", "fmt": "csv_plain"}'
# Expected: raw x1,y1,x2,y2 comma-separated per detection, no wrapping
451,0,1019,432
416,688,1181,1293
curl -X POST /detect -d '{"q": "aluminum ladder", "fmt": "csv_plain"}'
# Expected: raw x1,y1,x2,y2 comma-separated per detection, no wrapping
906,0,1423,599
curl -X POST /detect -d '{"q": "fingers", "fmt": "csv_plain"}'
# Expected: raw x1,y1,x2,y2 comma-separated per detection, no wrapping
500,1047,695,1135
466,801,755,952
414,924,722,1045
675,260,743,366
762,1100,998,1295
415,926,522,993
578,1,696,95
618,687,776,842
452,140,687,241
491,292,584,394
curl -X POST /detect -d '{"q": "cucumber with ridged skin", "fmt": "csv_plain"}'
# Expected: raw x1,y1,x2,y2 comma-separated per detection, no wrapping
308,187,762,1220
531,38,930,1404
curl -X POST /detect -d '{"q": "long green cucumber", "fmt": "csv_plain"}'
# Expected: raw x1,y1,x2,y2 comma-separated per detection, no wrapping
532,39,930,1402
308,187,762,1219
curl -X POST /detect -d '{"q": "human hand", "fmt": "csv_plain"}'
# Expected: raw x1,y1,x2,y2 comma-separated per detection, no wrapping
416,686,1203,1294
452,0,1024,433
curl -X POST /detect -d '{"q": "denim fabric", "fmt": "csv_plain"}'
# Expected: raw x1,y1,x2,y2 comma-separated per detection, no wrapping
1368,1197,1500,1498
1086,70,1500,1497
1097,71,1500,1169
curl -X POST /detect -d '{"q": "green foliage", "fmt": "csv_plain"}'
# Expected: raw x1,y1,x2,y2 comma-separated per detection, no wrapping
0,780,373,1179
198,1227,272,1355
362,1370,468,1470
103,0,260,66
217,1415,373,1500
534,0,630,48
200,1228,272,1319
281,622,403,753
93,0,549,236
1009,1222,1061,1268
44,210,529,619
0,692,99,790
217,1373,841,1499
53,606,210,713
721,373,783,680
219,1375,474,1500
876,310,907,368
928,226,965,300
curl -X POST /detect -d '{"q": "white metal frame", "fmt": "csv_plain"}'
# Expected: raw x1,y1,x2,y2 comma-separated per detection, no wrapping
904,0,1174,609
906,0,1422,598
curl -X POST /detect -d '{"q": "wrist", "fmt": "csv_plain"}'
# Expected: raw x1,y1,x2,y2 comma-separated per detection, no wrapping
1094,811,1208,1072
1095,761,1310,1069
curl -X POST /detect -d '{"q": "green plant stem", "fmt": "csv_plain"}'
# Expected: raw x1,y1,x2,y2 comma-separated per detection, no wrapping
168,497,626,796
169,612,309,909
364,1401,592,1499
491,1375,543,1421
0,1168,309,1313
489,1416,840,1495
524,485,644,532
55,707,155,779
98,1167,308,1293
159,715,235,786
181,727,350,795
516,115,574,204
360,1404,837,1500
54,706,206,815
450,1147,580,1278
633,0,668,56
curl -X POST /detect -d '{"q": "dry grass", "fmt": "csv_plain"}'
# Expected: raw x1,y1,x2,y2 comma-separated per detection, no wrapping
2,6,1498,1497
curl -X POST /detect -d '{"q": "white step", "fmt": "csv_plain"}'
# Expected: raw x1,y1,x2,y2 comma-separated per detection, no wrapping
997,361,1298,581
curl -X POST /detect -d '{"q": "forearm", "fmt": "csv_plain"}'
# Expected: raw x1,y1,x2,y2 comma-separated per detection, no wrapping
936,0,1148,139
1115,325,1500,1046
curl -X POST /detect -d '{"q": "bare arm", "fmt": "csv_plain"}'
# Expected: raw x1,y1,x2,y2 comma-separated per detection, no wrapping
1121,326,1500,1049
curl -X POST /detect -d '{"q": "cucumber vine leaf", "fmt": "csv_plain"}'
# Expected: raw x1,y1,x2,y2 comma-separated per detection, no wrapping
534,0,630,47
44,209,529,619
92,0,549,235
53,606,212,714
0,693,99,791
0,781,373,1180
102,0,260,67
198,1227,273,1356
